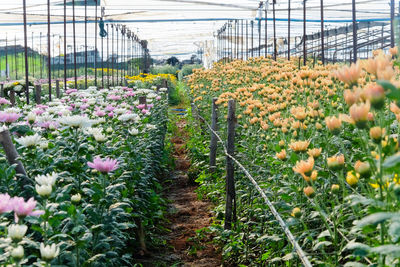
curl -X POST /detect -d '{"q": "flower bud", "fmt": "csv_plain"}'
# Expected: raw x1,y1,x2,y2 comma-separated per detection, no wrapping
8,224,28,242
11,245,24,260
303,186,315,198
325,116,342,134
291,207,302,218
40,243,60,262
354,160,371,178
35,184,52,197
71,193,81,203
327,154,345,171
346,171,359,186
349,102,370,129
370,126,385,143
331,184,340,193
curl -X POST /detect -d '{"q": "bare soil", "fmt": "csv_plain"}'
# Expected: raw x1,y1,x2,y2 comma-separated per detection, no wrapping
137,118,221,267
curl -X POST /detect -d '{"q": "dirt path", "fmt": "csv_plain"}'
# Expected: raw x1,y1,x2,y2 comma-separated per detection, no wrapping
136,117,221,267
166,118,221,267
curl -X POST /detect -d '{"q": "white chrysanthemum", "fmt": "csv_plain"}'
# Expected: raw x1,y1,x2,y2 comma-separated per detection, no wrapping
128,128,139,135
15,134,42,147
118,113,140,122
58,115,93,128
147,92,157,99
27,112,36,123
40,243,60,261
87,99,96,105
59,108,72,116
35,172,58,186
36,184,52,197
159,87,168,92
92,118,106,125
39,141,49,149
93,133,107,142
11,245,24,259
4,107,21,114
84,127,103,136
37,113,54,123
114,108,127,115
146,124,157,130
8,224,28,241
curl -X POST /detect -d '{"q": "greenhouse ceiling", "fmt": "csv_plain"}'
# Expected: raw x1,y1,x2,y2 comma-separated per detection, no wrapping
0,0,394,59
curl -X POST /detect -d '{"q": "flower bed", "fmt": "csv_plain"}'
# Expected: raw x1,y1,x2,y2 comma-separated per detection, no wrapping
186,51,400,266
0,84,169,265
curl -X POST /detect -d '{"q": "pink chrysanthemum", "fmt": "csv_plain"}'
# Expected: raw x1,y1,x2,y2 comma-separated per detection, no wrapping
87,156,119,173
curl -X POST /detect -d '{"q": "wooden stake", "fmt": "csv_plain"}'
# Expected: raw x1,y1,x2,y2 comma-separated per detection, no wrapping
56,80,60,98
9,90,15,106
224,99,236,230
0,130,28,178
35,85,42,104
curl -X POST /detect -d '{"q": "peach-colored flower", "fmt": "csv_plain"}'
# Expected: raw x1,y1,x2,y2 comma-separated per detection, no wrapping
293,157,314,177
307,148,322,158
325,116,342,133
344,89,358,106
327,154,345,170
303,186,315,198
335,63,361,85
377,66,395,81
349,102,370,128
390,46,398,57
301,170,318,182
370,126,385,142
289,140,310,152
365,84,385,109
354,160,371,178
276,150,287,160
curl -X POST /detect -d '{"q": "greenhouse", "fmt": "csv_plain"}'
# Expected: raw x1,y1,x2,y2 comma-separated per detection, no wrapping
0,0,399,266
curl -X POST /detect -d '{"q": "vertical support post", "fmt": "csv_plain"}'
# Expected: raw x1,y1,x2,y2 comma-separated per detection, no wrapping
9,90,15,106
224,99,236,230
265,5,268,57
35,85,41,104
320,0,325,64
112,24,114,86
107,23,110,88
352,0,357,62
273,0,277,60
251,20,254,58
139,95,147,109
288,0,291,60
64,0,67,90
14,36,17,80
85,0,88,89
47,0,52,100
0,130,28,179
5,35,8,79
23,0,30,104
56,80,60,98
391,0,395,48
95,0,98,87
0,84,3,97
246,20,248,60
209,98,218,172
303,0,307,66
72,0,77,89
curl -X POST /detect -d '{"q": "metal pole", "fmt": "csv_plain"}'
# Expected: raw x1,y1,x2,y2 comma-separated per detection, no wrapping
85,0,88,89
64,0,67,89
288,0,291,60
14,36,17,80
303,0,307,66
5,35,8,79
273,0,277,60
95,0,98,87
107,23,110,87
72,0,77,89
320,0,325,64
111,24,114,86
251,20,254,58
32,32,35,78
352,0,357,62
47,0,51,100
391,0,395,48
116,25,119,85
40,32,42,79
265,5,268,57
23,0,30,104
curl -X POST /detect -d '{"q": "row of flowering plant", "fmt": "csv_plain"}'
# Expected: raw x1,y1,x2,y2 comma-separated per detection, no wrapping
0,82,169,265
186,48,400,266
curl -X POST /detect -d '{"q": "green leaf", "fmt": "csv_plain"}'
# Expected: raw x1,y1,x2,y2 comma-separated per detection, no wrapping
344,242,371,257
343,262,367,267
356,212,397,228
370,245,400,257
382,153,400,168
389,220,400,243
378,80,400,100
313,241,332,251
